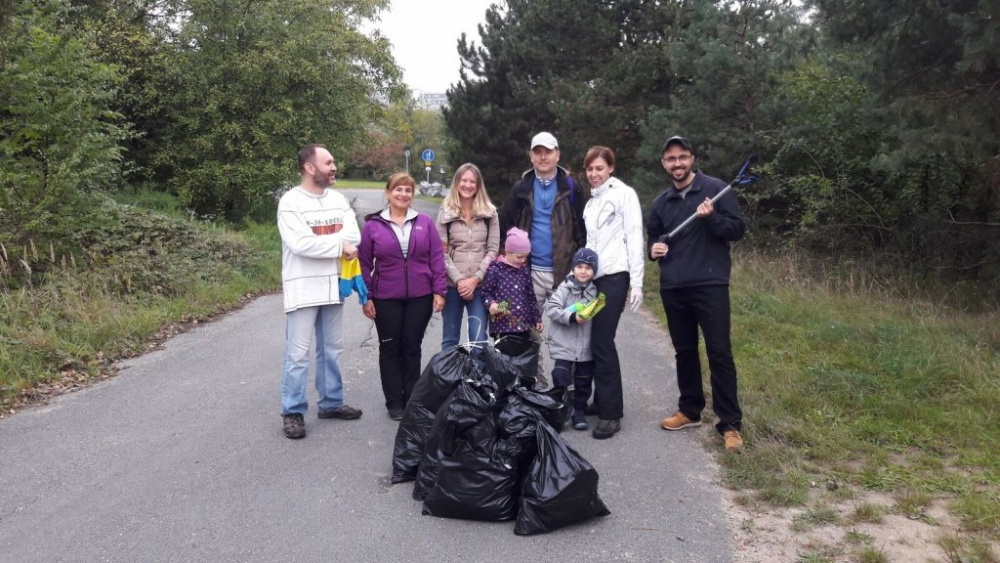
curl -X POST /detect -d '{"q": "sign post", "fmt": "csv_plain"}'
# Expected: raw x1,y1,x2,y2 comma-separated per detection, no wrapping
403,147,411,173
422,149,435,184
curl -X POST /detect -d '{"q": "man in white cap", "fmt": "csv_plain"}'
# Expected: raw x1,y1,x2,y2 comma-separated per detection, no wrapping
498,131,587,388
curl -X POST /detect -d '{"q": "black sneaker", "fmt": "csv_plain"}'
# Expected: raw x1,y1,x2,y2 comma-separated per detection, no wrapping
283,413,306,439
317,404,363,420
592,418,621,440
572,414,589,431
388,408,404,421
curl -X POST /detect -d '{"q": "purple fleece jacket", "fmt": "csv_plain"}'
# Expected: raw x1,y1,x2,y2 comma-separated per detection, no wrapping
359,212,447,300
481,257,541,336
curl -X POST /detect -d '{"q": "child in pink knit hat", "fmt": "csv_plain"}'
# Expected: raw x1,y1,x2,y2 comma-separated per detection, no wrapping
481,228,543,363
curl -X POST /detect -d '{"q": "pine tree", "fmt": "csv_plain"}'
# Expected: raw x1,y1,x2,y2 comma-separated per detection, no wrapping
638,0,808,195
795,0,1000,276
444,0,682,199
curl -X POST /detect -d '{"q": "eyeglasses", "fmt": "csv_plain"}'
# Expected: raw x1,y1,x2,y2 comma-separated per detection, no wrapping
661,155,692,164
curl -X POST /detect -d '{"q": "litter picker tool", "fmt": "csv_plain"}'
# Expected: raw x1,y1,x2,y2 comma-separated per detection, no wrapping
659,154,758,242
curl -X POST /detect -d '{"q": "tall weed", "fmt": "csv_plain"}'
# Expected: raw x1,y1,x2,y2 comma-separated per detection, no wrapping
643,246,1000,538
0,196,281,404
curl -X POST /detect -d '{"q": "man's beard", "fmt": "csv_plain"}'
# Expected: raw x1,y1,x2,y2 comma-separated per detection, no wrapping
672,168,692,184
313,171,333,188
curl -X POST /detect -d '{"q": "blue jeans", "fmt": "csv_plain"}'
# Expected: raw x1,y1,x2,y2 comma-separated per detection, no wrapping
441,286,488,350
281,304,345,416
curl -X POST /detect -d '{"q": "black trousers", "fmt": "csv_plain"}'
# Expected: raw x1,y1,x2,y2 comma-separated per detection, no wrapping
592,272,629,420
660,285,742,433
551,359,595,414
373,295,433,410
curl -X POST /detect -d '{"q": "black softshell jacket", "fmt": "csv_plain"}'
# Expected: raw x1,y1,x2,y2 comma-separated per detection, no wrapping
645,172,746,290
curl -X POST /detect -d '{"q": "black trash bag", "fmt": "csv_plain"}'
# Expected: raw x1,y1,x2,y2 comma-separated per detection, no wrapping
500,383,567,434
391,347,479,483
539,386,572,433
487,336,540,391
514,422,611,535
412,374,500,501
411,398,450,501
421,377,523,521
496,386,552,442
417,381,549,504
493,386,551,476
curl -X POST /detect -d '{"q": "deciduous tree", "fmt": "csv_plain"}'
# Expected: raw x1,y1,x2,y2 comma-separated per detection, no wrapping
155,0,402,220
0,0,129,239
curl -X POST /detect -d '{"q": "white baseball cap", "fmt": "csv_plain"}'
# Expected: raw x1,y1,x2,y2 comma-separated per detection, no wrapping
530,132,558,150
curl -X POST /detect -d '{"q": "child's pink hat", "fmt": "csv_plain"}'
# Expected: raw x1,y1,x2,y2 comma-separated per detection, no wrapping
505,227,531,253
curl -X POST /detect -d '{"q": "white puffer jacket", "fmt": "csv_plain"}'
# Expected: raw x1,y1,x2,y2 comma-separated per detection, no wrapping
583,177,645,289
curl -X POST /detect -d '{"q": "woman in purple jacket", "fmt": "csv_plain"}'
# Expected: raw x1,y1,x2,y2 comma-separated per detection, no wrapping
359,173,447,420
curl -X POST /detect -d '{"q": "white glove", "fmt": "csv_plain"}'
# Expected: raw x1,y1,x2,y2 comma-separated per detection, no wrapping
628,289,643,312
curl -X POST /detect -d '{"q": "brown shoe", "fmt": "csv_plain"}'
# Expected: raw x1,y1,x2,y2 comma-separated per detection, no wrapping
660,411,702,431
318,404,363,420
723,430,744,451
282,413,306,439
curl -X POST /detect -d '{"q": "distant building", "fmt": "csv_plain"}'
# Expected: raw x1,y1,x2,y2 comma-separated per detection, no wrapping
415,92,449,110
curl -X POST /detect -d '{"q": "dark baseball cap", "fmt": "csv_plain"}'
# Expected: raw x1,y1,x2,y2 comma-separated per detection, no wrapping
661,135,695,156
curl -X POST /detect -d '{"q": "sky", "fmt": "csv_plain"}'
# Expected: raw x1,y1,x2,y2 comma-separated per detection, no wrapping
369,0,499,94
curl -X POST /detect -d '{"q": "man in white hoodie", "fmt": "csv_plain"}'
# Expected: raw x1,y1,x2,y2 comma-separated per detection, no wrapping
275,144,363,439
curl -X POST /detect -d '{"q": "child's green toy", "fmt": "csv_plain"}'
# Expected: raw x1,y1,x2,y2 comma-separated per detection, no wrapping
565,292,605,320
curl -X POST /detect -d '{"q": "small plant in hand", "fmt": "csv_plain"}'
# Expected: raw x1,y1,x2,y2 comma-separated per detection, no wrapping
493,301,510,316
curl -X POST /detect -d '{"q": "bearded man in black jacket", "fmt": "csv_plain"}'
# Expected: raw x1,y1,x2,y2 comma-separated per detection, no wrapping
646,135,746,452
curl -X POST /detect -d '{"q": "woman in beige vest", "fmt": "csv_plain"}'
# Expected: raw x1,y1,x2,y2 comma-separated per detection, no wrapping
435,163,500,350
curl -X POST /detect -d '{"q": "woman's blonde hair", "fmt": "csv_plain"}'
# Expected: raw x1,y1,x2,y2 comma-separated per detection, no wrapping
443,163,496,216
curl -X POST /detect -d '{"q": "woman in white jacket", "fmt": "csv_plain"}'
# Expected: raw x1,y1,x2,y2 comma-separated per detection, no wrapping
581,146,645,439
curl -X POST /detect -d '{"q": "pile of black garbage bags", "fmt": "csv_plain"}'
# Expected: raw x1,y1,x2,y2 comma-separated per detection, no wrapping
390,341,610,535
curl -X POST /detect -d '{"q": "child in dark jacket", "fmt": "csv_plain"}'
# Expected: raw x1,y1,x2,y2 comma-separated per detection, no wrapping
544,248,601,430
481,227,543,363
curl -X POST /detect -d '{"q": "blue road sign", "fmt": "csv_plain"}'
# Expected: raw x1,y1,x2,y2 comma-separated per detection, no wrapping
421,149,435,162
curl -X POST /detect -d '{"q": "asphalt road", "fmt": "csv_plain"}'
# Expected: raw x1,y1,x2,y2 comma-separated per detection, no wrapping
0,189,736,563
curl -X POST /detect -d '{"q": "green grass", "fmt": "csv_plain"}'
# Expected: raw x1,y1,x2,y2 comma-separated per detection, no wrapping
335,178,384,189
797,542,844,562
642,248,1000,542
792,506,843,532
939,533,999,563
845,529,875,545
853,546,890,563
851,502,887,524
336,178,443,204
895,490,934,519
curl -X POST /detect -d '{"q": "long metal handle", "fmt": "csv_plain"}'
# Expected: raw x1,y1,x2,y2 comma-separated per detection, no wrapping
664,183,734,240
660,154,756,242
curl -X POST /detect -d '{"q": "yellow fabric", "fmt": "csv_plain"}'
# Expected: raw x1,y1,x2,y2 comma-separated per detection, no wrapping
341,256,362,279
